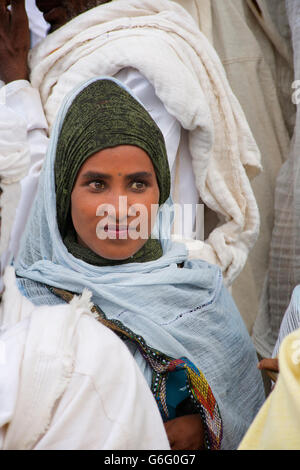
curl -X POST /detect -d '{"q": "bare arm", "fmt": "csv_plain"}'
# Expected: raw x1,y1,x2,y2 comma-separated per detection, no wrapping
258,358,279,373
258,357,279,383
0,0,30,83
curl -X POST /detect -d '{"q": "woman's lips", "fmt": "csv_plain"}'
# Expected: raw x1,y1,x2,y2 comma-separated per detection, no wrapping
104,225,129,239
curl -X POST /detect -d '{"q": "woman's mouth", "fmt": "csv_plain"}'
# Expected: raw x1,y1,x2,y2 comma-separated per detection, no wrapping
104,225,129,239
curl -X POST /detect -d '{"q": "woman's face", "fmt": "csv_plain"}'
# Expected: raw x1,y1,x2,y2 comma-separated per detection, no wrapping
71,145,160,260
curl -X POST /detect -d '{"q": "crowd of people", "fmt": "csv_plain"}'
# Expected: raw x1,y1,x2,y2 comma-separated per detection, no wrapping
0,0,300,451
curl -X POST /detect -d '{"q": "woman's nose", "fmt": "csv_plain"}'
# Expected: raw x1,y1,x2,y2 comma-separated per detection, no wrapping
114,195,129,222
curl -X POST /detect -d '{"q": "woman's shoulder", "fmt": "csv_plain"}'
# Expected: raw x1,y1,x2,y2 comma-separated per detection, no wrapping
17,277,65,307
182,258,223,286
183,258,221,272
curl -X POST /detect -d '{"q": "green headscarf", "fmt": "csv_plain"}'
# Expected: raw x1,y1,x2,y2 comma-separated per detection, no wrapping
54,78,171,265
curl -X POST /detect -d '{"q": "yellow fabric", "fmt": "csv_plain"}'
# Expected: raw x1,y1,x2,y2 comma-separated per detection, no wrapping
239,328,300,450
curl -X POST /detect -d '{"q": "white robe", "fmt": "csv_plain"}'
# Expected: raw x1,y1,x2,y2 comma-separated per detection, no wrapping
0,267,170,450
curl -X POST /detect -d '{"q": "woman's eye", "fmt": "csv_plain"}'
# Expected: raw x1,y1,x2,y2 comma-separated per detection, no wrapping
131,181,147,191
89,181,105,191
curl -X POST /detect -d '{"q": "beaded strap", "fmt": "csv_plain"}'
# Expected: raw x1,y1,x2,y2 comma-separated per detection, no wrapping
49,286,223,450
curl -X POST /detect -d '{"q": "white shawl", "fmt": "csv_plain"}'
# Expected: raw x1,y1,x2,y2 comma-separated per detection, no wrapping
29,0,262,284
1,267,169,450
0,84,31,264
0,267,91,449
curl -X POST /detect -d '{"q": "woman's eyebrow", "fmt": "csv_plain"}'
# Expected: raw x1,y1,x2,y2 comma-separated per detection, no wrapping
80,171,154,180
81,171,111,180
125,172,153,180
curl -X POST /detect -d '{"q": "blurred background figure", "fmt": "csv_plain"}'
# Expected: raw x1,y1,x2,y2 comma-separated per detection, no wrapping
174,2,300,374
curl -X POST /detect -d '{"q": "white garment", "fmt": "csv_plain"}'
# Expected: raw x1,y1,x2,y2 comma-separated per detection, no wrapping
0,0,48,275
272,285,300,358
0,267,170,450
0,80,48,273
0,80,45,278
28,0,262,285
25,0,49,47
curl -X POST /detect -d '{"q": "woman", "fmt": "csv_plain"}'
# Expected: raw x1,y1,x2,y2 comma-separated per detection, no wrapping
15,77,265,450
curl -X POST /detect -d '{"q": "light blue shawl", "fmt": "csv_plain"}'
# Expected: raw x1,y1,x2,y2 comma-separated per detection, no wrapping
15,77,265,450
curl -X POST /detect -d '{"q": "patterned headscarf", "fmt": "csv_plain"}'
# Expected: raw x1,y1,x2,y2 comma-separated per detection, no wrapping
54,79,170,265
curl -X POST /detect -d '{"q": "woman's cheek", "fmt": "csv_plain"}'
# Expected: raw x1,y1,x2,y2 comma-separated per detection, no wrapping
73,190,98,218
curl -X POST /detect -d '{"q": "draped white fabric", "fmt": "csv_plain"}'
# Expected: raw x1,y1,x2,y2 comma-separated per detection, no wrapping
0,267,169,450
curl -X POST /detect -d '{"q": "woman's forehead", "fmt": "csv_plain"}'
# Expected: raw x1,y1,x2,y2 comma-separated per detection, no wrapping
77,145,156,174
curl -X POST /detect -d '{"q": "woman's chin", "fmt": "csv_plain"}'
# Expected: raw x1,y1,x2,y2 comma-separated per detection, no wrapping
93,251,135,262
90,243,140,262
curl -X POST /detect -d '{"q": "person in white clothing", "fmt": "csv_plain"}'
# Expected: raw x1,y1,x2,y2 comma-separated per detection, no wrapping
0,0,48,274
0,268,170,450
